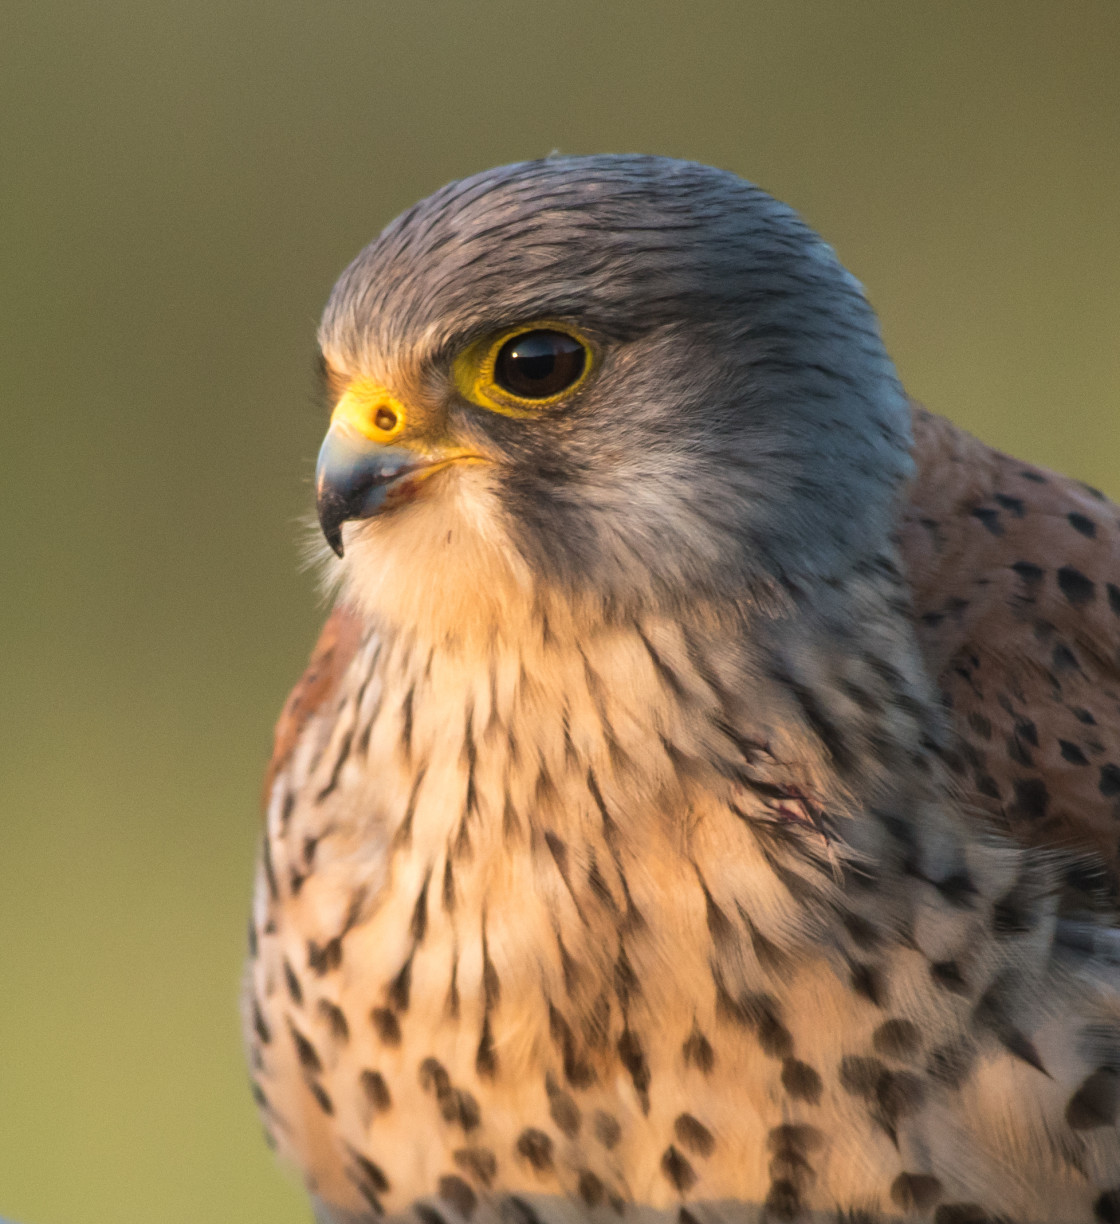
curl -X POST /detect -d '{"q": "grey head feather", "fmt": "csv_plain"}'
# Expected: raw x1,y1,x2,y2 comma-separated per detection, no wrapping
319,156,912,612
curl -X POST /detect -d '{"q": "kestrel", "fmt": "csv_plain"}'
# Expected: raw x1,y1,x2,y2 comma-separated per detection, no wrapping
246,157,1120,1224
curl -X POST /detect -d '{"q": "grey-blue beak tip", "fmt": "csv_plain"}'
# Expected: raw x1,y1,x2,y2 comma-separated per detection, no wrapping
315,429,414,557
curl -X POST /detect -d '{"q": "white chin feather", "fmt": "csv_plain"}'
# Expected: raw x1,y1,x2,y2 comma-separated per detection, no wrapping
318,465,537,646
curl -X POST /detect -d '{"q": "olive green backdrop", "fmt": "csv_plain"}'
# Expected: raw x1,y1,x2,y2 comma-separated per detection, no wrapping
1,2,1118,1221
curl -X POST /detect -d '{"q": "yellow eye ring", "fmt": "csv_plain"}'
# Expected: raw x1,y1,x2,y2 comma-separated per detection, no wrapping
453,322,595,417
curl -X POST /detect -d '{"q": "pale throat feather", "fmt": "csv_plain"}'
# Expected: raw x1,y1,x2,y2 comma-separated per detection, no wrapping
273,543,951,1038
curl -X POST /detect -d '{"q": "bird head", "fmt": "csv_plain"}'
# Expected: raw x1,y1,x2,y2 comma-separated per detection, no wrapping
315,156,913,643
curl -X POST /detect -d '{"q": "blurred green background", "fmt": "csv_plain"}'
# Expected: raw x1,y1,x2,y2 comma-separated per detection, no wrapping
1,2,1118,1221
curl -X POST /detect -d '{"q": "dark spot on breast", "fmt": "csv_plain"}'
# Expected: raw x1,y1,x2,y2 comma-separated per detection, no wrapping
614,947,640,1005
992,883,1040,936
681,1027,715,1073
876,1069,926,1124
1073,706,1097,725
1020,470,1046,483
1100,764,1120,797
288,1022,322,1073
592,1110,622,1149
350,1149,390,1194
738,992,794,1056
359,1069,391,1114
1052,642,1080,672
556,936,580,996
1095,1190,1120,1223
660,1146,697,1194
587,856,619,913
252,1001,271,1045
544,829,569,875
250,1078,269,1111
307,937,342,975
446,957,460,1020
1107,584,1120,617
453,1147,497,1187
926,1039,975,1089
307,1080,334,1115
547,1003,596,1089
967,712,992,740
782,672,853,772
283,959,304,1006
1058,566,1095,606
1066,1067,1120,1129
873,1018,923,1059
974,771,1002,799
1068,512,1097,537
516,1128,553,1171
302,834,320,869
1010,778,1049,821
481,933,501,1011
1014,718,1039,746
850,960,887,1006
476,1015,498,1078
934,871,978,907
318,999,350,1043
781,1058,823,1104
768,1123,824,1154
839,1055,886,1098
1007,732,1033,766
439,1174,477,1218
1059,739,1090,765
546,1080,581,1137
891,1174,943,1210
370,1008,401,1046
617,1028,651,1111
502,1197,544,1224
971,507,1003,535
578,1170,605,1207
420,1057,451,1095
1011,560,1044,587
763,1179,800,1220
701,883,736,949
316,727,353,803
440,1088,481,1131
930,959,968,994
842,913,883,951
673,1113,715,1157
972,979,1048,1073
410,876,431,943
994,494,1025,517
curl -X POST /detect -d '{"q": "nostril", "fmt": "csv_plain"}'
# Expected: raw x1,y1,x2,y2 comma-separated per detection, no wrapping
374,406,398,433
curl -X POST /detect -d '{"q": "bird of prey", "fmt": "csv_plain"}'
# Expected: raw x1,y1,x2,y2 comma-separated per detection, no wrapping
246,156,1120,1224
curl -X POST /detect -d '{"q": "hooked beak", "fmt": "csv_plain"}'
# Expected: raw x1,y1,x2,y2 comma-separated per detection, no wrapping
314,380,483,557
315,424,439,557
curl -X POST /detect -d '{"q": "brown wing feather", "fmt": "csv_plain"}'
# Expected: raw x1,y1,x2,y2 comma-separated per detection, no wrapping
902,404,1120,892
262,602,363,806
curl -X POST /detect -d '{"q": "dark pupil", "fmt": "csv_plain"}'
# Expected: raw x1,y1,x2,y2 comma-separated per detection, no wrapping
493,330,586,399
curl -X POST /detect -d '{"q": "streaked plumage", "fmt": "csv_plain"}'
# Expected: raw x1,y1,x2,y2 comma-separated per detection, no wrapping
246,157,1120,1224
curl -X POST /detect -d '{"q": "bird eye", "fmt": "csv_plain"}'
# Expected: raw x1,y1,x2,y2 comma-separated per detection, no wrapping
453,322,594,416
492,329,587,400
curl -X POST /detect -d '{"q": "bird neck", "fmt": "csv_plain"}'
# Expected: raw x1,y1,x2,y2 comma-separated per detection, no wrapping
328,552,960,955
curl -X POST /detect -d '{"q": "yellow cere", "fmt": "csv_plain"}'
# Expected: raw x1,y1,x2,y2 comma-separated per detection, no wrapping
330,380,408,444
452,322,594,417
